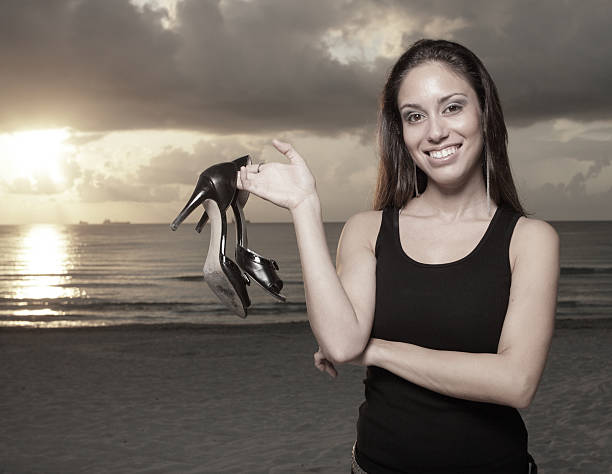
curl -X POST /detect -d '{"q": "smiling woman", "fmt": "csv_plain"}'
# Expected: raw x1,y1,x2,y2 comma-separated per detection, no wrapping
0,128,71,188
234,38,557,474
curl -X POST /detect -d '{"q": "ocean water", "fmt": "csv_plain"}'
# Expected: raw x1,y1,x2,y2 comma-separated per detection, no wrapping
0,219,610,328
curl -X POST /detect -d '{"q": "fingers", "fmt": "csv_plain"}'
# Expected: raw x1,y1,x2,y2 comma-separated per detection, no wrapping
237,164,259,191
325,361,338,377
314,350,324,367
313,350,337,378
314,351,326,373
236,170,242,190
315,359,336,378
237,138,301,189
272,138,303,163
236,167,248,191
325,363,338,378
239,163,266,177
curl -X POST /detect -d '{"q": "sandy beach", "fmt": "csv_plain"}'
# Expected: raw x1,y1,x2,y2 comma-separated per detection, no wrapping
1,322,610,473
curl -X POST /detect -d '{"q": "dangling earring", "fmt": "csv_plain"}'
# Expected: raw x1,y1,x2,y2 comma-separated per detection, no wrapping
413,162,420,197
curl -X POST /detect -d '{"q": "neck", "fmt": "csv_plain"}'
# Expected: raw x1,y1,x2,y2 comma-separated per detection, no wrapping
409,172,492,221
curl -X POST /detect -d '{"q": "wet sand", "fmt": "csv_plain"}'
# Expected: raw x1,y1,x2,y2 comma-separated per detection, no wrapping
1,322,610,473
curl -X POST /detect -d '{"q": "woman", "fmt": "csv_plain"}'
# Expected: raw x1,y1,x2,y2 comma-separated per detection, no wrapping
236,39,559,473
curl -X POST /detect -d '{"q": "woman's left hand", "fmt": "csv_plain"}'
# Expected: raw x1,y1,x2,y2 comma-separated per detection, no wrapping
314,347,338,378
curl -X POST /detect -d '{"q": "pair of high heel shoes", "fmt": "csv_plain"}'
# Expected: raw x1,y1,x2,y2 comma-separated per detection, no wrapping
170,156,285,319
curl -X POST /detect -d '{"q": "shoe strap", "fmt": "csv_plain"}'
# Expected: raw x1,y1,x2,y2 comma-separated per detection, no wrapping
238,245,280,269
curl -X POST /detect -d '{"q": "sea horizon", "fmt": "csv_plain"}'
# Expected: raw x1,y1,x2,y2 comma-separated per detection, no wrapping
2,218,612,226
1,220,611,329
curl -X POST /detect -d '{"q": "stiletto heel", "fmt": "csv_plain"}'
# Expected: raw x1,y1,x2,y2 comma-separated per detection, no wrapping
170,162,251,318
171,172,214,231
195,211,208,234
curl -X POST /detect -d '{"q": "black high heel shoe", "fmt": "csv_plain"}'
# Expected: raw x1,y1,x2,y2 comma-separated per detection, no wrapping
170,162,251,318
195,156,286,302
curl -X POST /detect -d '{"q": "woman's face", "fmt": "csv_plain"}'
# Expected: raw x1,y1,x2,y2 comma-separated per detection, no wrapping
397,61,483,189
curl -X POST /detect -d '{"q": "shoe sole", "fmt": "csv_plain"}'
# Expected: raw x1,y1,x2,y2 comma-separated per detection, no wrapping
203,198,247,318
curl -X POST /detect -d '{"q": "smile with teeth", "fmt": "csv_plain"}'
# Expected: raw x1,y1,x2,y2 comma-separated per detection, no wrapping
428,145,460,159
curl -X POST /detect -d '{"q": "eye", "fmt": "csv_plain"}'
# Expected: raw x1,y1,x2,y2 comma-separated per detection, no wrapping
403,112,425,124
444,103,463,114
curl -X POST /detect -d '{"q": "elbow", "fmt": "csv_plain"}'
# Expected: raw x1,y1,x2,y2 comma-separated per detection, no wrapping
325,347,357,365
510,375,538,409
325,340,368,365
317,318,371,365
511,393,531,410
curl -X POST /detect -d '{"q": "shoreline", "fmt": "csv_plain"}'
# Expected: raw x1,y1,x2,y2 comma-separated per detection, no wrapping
0,319,312,333
1,316,612,332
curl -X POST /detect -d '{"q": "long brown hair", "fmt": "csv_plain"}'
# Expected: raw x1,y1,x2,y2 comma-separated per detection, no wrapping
373,39,526,215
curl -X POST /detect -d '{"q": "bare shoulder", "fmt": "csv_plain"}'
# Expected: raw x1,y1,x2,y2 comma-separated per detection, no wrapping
514,216,559,247
510,216,560,270
340,210,383,254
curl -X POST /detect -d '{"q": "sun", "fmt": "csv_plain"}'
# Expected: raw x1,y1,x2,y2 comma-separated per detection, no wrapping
0,128,71,185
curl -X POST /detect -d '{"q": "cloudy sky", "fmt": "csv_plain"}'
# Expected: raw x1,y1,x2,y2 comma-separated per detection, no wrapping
1,0,611,224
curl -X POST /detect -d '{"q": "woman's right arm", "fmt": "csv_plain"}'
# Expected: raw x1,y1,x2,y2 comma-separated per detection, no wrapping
237,140,377,364
291,194,377,364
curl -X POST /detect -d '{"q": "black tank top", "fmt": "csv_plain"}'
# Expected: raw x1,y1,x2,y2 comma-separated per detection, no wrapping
355,205,528,473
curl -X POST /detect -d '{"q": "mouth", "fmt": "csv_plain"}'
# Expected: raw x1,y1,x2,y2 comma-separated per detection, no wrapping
425,144,462,160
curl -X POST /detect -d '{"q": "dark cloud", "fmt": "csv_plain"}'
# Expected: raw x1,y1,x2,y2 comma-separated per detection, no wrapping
524,180,612,220
561,153,611,202
72,137,257,202
421,0,612,125
507,126,612,218
0,0,380,134
0,0,182,131
510,133,612,195
0,0,611,135
76,169,180,202
519,134,611,166
137,139,257,185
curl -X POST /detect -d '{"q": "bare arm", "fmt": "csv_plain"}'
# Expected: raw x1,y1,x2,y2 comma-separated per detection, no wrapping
355,218,559,409
238,140,377,364
289,198,368,361
293,198,378,364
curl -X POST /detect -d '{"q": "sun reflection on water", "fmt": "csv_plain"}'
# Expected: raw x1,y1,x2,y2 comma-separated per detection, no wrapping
13,225,80,302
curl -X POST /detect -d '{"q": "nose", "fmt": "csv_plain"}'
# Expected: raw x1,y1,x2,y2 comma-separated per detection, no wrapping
427,116,449,143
